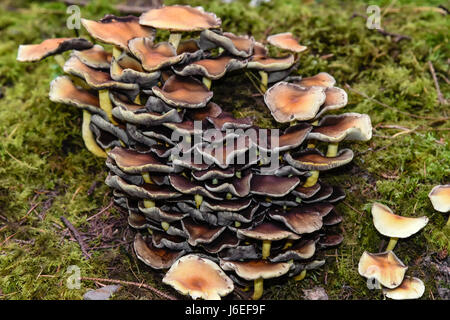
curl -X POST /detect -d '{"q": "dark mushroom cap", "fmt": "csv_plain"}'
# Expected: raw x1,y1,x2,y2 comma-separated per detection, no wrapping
200,198,252,212
110,53,160,87
250,123,312,153
168,174,222,200
250,175,300,197
302,183,333,203
205,171,252,198
181,217,226,246
73,44,112,69
294,72,336,88
318,233,344,248
134,233,185,269
322,208,343,226
269,239,316,262
64,56,138,90
173,55,247,80
267,32,307,53
138,202,188,223
220,259,293,281
292,181,322,199
128,38,184,72
49,76,104,116
264,82,326,123
200,30,254,58
268,206,324,235
139,5,221,32
17,38,93,62
185,102,223,121
151,230,191,252
202,229,241,254
108,146,173,174
192,166,235,181
82,15,154,50
284,148,354,171
152,75,213,108
237,221,300,241
207,112,253,131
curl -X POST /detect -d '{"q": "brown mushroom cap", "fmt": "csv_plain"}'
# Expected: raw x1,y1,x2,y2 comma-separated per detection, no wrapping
269,239,316,262
163,254,234,300
428,184,450,213
81,15,154,50
205,171,252,198
292,181,322,199
250,175,300,197
168,174,222,200
200,198,252,212
73,44,112,69
181,217,226,246
358,251,408,289
247,54,295,72
308,113,372,143
371,202,429,238
139,5,221,32
220,259,293,281
110,53,160,87
134,233,185,269
268,206,324,235
237,221,300,241
264,82,326,123
295,72,336,88
383,276,425,300
108,146,173,174
200,30,255,58
202,229,241,254
284,148,354,171
314,87,348,119
49,76,104,116
267,32,307,53
173,55,247,80
17,38,93,62
152,75,213,108
128,38,184,72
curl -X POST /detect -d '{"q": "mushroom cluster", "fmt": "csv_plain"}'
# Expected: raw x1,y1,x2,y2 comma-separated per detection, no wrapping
17,5,373,300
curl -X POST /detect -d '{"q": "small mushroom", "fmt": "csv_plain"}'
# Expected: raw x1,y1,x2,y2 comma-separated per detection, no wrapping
428,185,450,218
358,251,408,289
371,202,429,251
162,254,234,300
267,32,307,54
250,175,300,197
134,233,185,269
269,239,316,262
200,30,255,58
181,217,226,247
383,276,425,300
268,206,324,235
73,44,112,69
220,259,292,300
294,72,336,88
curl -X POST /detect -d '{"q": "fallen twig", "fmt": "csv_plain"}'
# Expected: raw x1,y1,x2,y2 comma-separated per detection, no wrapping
80,277,177,300
86,199,114,221
60,216,91,259
87,181,99,196
428,61,448,105
350,13,411,42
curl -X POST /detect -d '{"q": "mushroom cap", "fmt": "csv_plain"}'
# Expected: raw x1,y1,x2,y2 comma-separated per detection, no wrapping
207,112,253,131
237,221,300,241
264,82,326,123
49,76,103,116
220,259,293,281
250,175,300,197
200,30,255,58
295,72,336,88
168,174,222,200
128,38,184,72
247,54,295,72
383,276,425,300
267,32,307,53
428,184,450,213
110,53,160,87
17,38,93,62
371,202,429,238
284,148,354,171
192,166,235,181
200,198,252,212
81,15,154,50
269,239,316,262
292,181,322,199
152,75,213,108
163,254,234,300
268,206,324,235
308,113,372,143
358,251,408,289
139,5,221,32
202,229,241,254
181,218,226,246
186,102,223,121
314,87,348,119
73,44,112,69
134,233,184,269
108,146,173,174
204,171,252,198
173,55,247,80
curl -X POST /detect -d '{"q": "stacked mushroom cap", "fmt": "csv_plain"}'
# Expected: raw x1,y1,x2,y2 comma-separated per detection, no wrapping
17,5,372,300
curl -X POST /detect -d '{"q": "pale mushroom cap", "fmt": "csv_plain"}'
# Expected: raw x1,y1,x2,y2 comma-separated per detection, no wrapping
383,276,425,300
163,254,234,300
220,259,293,280
295,72,336,88
237,222,301,241
428,184,450,213
139,5,221,32
372,202,429,238
358,251,408,289
264,82,326,123
267,32,307,53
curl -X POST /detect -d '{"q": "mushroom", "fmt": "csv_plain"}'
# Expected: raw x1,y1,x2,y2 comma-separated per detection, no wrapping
134,233,185,269
428,185,450,226
162,254,234,300
294,72,336,88
250,175,300,197
383,276,425,300
358,251,408,289
267,32,307,55
73,44,112,69
371,202,429,251
139,5,221,50
181,217,226,246
199,30,255,58
268,206,325,235
220,259,292,300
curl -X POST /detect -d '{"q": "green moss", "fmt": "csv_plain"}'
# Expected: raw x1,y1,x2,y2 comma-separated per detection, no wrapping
0,0,448,300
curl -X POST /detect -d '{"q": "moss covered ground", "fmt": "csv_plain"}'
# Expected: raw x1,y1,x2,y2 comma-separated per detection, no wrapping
0,0,448,300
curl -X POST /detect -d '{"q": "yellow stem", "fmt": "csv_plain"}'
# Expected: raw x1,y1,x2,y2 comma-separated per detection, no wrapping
282,240,293,250
294,270,307,281
112,47,122,59
252,278,264,300
386,237,398,251
195,194,203,209
168,33,182,50
142,173,153,184
99,90,118,125
134,94,141,105
326,143,339,157
81,110,107,158
143,200,155,208
234,221,241,228
161,221,170,231
262,240,271,259
202,77,212,90
303,171,319,187
259,71,268,92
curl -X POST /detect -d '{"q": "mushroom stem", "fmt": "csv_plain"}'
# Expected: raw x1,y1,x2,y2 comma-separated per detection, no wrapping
259,71,268,92
134,94,141,105
202,77,212,90
161,221,170,231
168,33,182,50
142,173,153,184
326,143,339,157
385,237,399,251
262,240,271,259
252,278,264,300
81,110,107,158
294,269,307,281
303,171,319,187
195,194,203,209
282,240,293,250
212,178,219,185
234,221,241,228
99,89,119,125
307,141,316,148
112,46,122,59
54,54,65,68
143,200,155,208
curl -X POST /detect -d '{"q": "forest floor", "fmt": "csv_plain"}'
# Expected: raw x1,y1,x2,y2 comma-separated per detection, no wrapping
0,0,448,300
